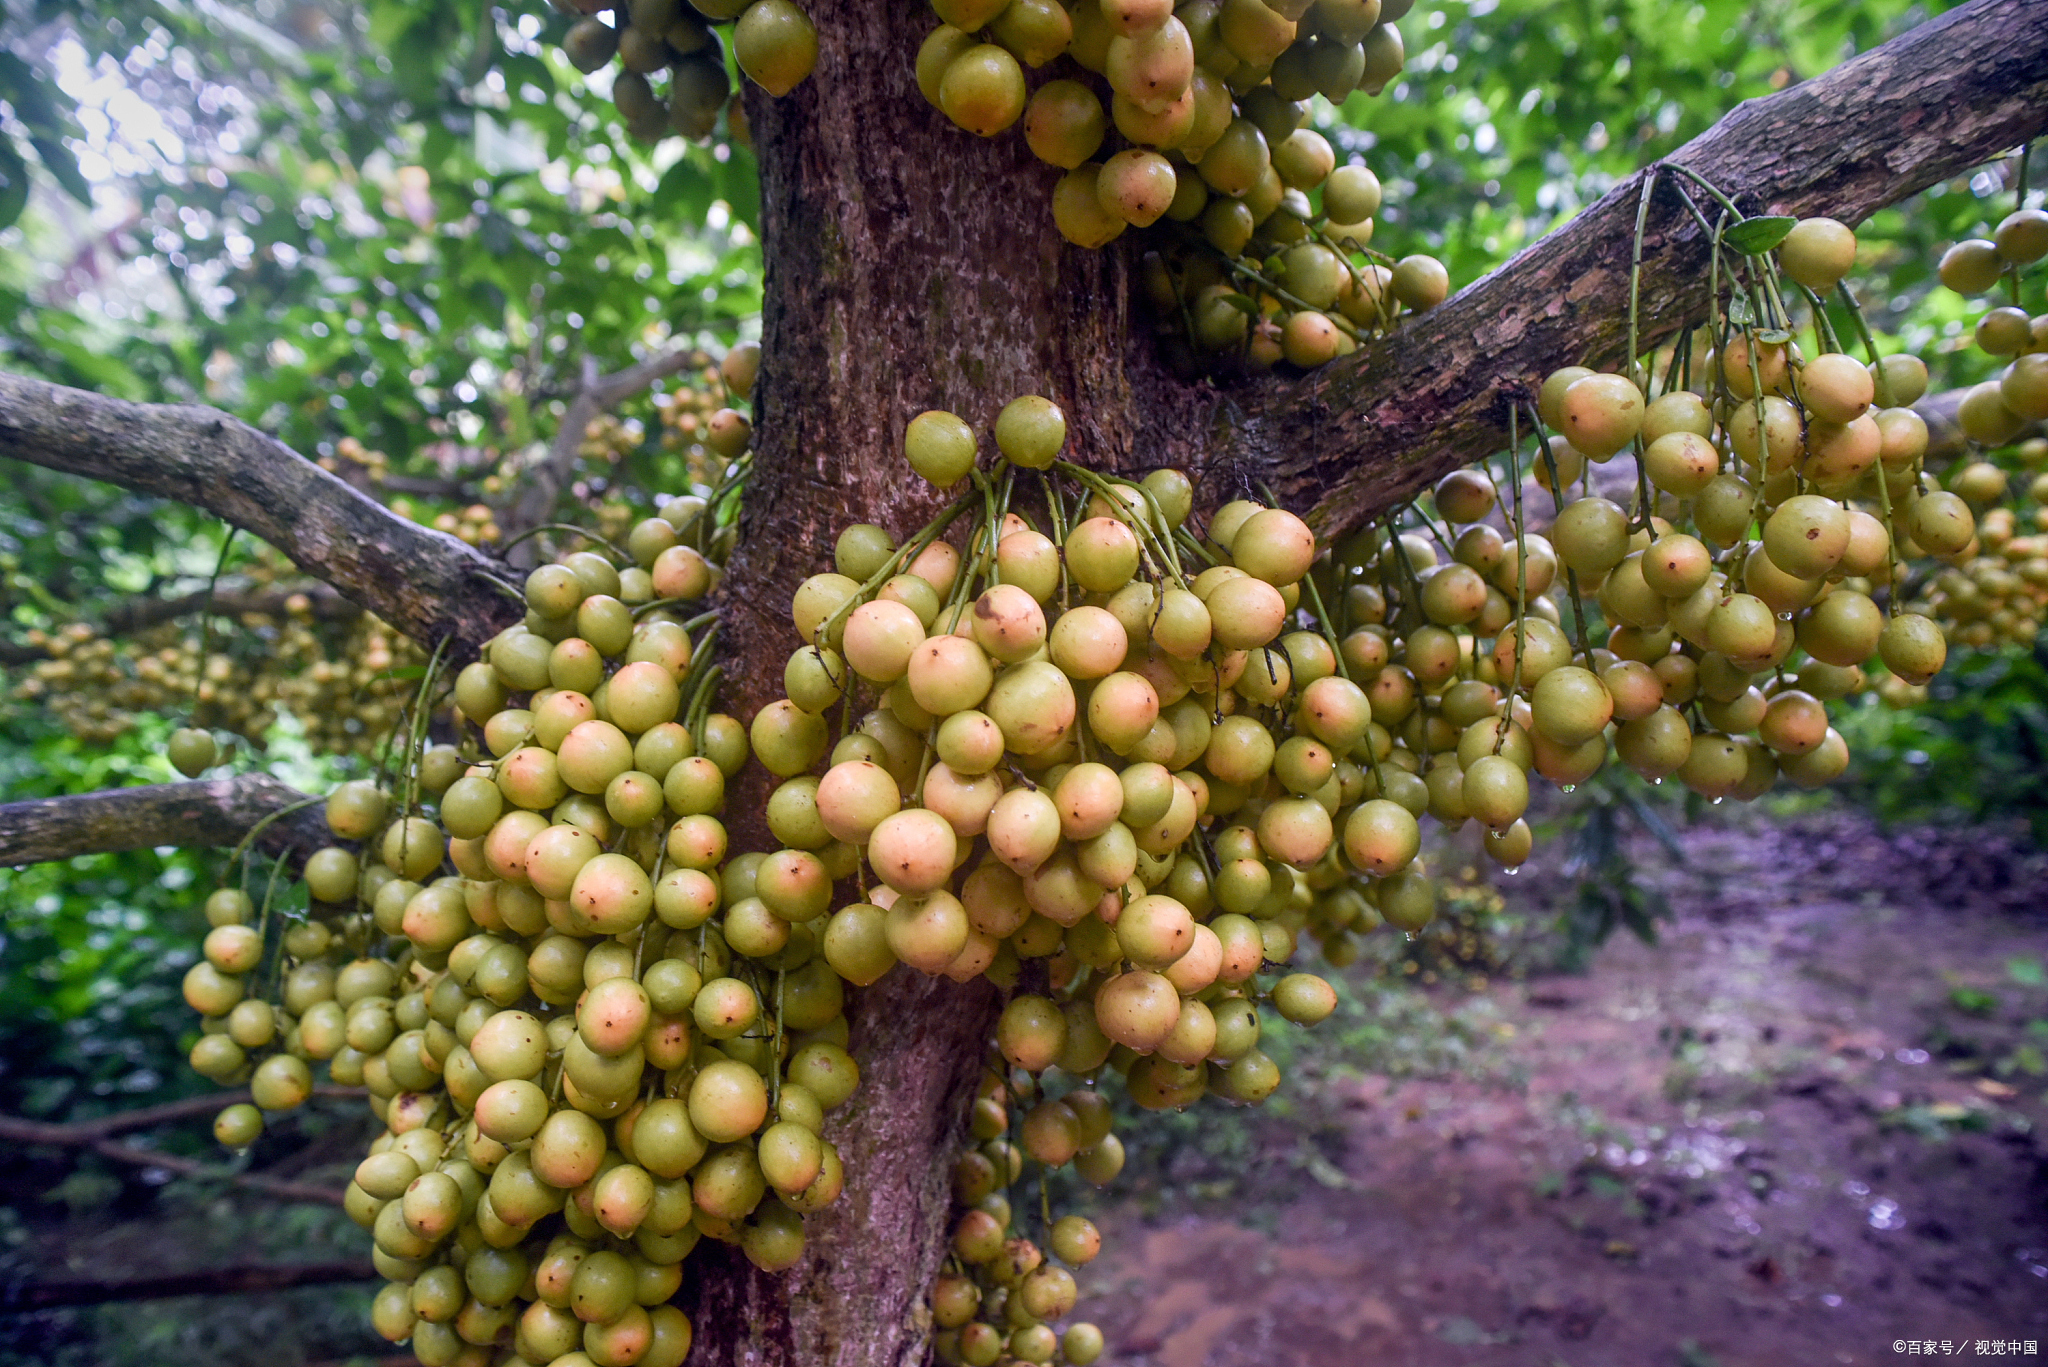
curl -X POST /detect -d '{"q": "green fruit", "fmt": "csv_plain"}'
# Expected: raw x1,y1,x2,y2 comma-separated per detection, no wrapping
939,44,1028,137
989,395,1066,472
1024,79,1107,168
734,0,818,96
904,410,978,487
167,727,217,778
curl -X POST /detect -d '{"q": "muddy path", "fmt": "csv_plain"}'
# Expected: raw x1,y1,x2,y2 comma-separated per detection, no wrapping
1078,812,2048,1367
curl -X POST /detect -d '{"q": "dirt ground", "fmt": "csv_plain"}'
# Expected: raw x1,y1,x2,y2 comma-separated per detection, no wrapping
1079,812,2048,1367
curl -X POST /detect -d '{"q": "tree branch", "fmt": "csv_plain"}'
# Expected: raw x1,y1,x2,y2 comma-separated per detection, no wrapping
3,1127,350,1206
1916,385,2045,465
0,583,359,665
505,348,697,546
0,775,332,869
4,1262,380,1311
1233,0,2048,538
0,1086,364,1145
0,372,524,657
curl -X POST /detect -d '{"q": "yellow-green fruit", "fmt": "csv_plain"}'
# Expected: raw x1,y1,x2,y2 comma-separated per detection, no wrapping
733,1,817,96
994,395,1066,470
168,727,217,778
1218,0,1295,65
1097,148,1179,227
916,25,978,107
1762,494,1851,579
1557,373,1644,460
1937,238,2003,295
940,45,1028,137
1053,163,1128,248
1197,118,1269,197
903,410,977,487
992,0,1075,67
1390,255,1449,312
213,1103,263,1147
1777,217,1856,292
1024,80,1107,168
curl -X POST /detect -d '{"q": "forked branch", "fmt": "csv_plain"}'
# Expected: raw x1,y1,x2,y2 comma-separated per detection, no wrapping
0,371,524,656
1233,0,2048,538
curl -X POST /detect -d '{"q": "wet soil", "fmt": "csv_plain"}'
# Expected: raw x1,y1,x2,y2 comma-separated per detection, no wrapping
1080,812,2048,1367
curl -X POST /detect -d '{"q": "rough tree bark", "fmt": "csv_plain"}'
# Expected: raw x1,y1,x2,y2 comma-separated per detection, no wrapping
0,774,329,870
0,373,524,657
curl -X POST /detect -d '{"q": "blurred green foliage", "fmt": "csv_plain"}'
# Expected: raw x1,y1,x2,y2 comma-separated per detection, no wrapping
1836,642,2048,840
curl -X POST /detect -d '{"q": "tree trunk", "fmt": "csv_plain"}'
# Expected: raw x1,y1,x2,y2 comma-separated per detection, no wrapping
693,0,2048,1359
699,5,1124,1357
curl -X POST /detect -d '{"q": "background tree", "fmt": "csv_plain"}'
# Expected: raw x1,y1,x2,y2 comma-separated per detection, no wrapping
1,0,2045,1362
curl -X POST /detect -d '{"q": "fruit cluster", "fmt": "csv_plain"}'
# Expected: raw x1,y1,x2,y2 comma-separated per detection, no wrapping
558,0,817,145
184,500,750,1367
14,582,420,754
917,0,1450,369
1905,207,2048,655
156,182,2048,1366
1268,208,1971,967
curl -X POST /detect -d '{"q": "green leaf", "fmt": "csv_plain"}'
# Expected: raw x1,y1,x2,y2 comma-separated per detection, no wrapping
1754,327,1793,345
652,157,715,223
1722,215,1797,255
29,134,92,206
1220,293,1259,316
0,136,26,231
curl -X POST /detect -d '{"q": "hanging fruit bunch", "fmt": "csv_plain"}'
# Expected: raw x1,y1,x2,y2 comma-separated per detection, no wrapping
179,481,748,1367
1897,201,2048,656
916,0,1449,370
1275,167,2034,962
558,0,819,144
11,547,423,755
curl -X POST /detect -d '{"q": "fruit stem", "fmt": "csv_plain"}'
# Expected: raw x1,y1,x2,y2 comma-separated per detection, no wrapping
770,972,785,1109
1792,282,1843,357
1834,282,1893,406
222,794,326,890
1498,411,1530,757
1295,556,1351,684
2012,143,2034,306
497,522,631,561
190,526,241,724
1528,406,1597,664
703,453,754,548
1173,526,1219,568
1661,322,1695,401
1053,461,1188,591
1665,163,1743,223
398,634,454,824
1211,252,1366,343
254,845,290,982
814,491,980,647
683,663,723,742
1627,168,1658,392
